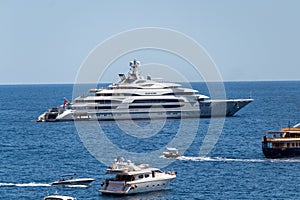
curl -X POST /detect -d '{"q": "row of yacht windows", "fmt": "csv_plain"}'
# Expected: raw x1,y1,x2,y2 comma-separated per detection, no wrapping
129,105,182,109
114,173,151,182
75,100,120,104
74,105,181,110
73,106,117,110
96,93,140,96
132,99,184,103
95,92,193,96
108,86,179,89
90,106,118,109
272,142,300,148
75,99,184,104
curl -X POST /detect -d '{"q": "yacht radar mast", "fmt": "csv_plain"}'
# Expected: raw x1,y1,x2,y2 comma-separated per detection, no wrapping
128,60,143,80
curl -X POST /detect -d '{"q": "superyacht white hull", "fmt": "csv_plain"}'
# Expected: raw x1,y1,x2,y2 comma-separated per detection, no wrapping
54,99,252,121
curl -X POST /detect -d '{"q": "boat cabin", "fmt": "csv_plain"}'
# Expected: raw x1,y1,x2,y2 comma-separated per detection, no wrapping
262,124,300,158
263,130,300,149
105,168,164,182
163,147,180,158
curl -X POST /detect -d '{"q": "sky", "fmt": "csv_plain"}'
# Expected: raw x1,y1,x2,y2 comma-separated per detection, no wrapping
1,0,300,84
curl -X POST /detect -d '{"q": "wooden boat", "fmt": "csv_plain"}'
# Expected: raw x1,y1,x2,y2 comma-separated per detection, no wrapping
262,123,300,158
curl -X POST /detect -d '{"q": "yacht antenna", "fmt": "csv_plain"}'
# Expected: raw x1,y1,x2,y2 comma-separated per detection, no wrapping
128,59,143,80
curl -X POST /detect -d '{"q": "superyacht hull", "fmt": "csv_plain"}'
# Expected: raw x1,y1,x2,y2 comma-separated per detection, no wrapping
199,99,253,117
54,99,253,121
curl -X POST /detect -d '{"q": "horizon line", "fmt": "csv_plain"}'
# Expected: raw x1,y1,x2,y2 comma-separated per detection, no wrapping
0,79,300,86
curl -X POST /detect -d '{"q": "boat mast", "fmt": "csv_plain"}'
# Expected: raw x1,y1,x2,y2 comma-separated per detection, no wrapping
128,60,143,80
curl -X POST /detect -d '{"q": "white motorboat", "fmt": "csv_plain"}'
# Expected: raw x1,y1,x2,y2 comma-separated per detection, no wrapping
99,157,176,195
43,195,76,200
163,147,180,158
38,60,253,122
51,174,94,187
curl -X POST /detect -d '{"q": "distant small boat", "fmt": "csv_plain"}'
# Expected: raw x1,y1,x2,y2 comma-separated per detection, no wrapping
262,123,300,158
51,174,94,186
43,194,76,200
163,148,180,158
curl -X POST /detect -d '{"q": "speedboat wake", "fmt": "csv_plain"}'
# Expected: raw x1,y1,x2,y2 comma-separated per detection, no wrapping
177,156,300,163
0,182,51,187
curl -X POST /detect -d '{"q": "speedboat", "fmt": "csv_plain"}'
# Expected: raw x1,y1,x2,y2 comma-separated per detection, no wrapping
99,157,176,195
37,59,253,122
51,174,94,186
43,195,76,200
163,147,180,158
262,122,300,158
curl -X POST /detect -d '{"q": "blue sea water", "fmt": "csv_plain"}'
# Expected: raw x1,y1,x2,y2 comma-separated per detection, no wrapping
0,81,300,199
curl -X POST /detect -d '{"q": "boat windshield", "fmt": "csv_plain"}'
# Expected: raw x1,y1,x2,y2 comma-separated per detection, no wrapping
166,148,178,151
115,174,134,181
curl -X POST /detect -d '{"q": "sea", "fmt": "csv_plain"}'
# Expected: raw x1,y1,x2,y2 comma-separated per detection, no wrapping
0,81,299,200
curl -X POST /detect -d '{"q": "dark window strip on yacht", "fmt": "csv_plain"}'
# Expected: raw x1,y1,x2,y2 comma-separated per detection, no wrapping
88,106,118,109
129,105,182,109
175,92,194,95
96,93,141,96
162,93,175,95
75,100,120,104
132,99,184,103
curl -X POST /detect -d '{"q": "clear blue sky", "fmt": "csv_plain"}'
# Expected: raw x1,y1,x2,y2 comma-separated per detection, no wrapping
1,0,300,84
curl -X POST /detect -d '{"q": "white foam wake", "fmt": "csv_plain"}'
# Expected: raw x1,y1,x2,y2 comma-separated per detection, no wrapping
177,156,300,163
0,183,14,187
0,182,51,187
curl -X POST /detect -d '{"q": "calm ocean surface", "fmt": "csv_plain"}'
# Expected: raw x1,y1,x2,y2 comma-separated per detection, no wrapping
0,81,300,199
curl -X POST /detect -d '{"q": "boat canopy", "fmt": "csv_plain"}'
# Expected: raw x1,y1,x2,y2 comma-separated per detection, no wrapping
166,147,178,151
268,131,300,134
293,122,300,128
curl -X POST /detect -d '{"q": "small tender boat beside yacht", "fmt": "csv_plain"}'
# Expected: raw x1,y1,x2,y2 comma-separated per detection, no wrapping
262,122,300,158
37,59,253,122
38,99,72,122
99,157,176,195
51,174,94,187
163,148,180,158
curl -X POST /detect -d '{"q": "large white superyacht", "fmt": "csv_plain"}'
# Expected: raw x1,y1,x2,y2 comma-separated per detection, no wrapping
37,60,253,122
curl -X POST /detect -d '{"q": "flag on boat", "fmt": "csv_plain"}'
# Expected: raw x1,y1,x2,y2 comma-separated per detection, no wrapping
63,98,68,108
